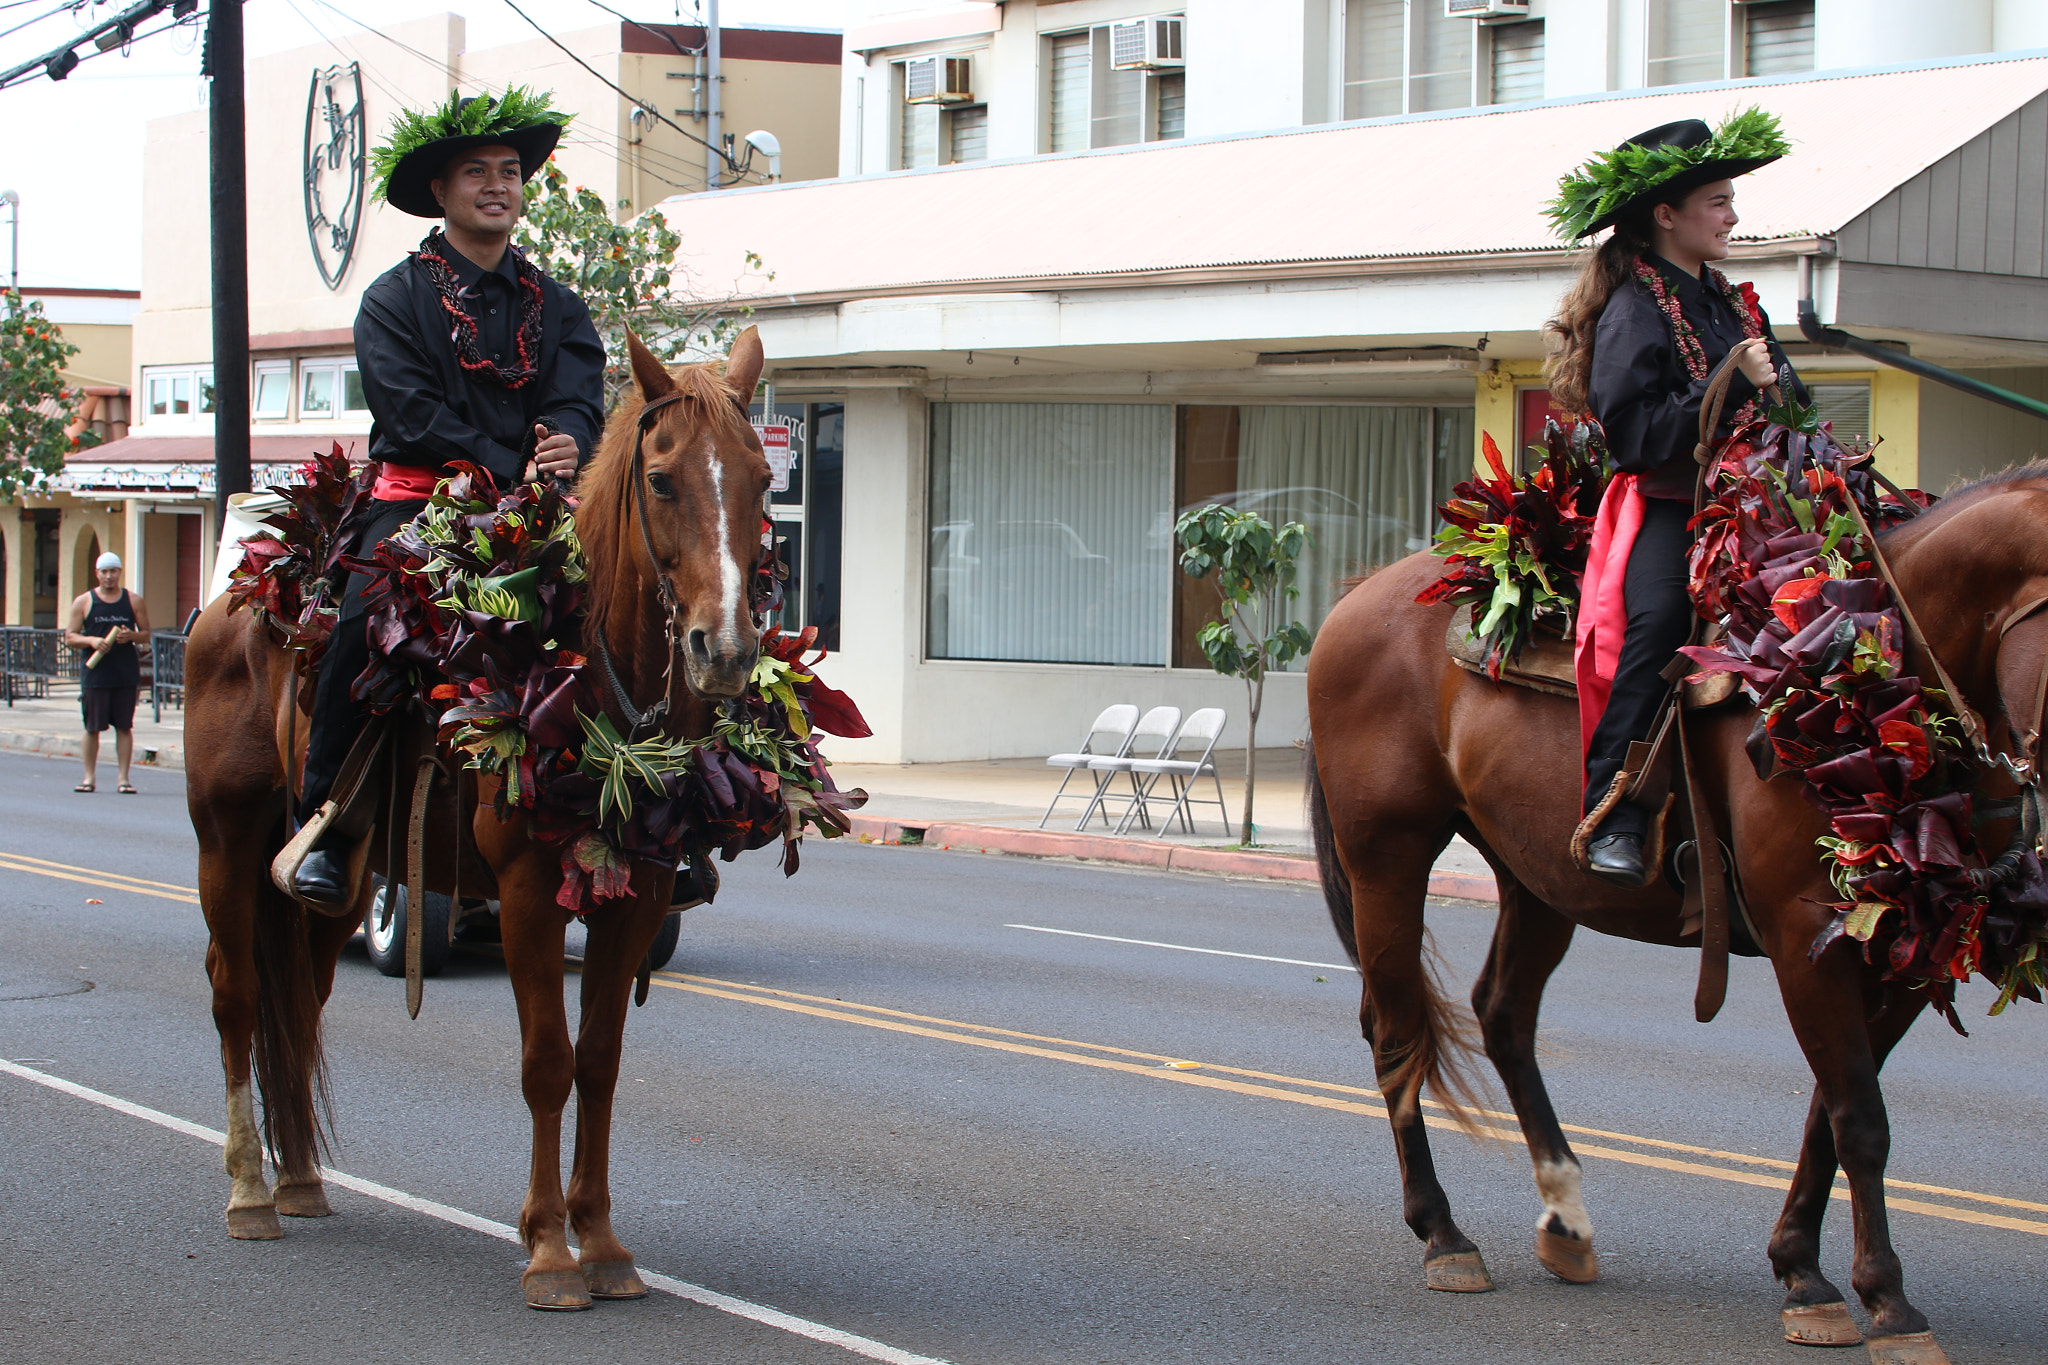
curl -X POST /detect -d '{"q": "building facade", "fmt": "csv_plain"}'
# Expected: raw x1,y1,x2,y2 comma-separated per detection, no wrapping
11,11,838,634
638,0,2048,765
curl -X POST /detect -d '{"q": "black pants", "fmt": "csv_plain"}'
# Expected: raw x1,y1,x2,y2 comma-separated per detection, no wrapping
297,498,427,825
1582,497,1696,836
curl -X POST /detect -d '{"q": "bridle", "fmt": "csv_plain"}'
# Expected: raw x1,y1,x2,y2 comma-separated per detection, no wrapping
590,387,756,743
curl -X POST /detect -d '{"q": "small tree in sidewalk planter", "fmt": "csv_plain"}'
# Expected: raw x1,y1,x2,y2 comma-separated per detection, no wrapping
1174,505,1314,847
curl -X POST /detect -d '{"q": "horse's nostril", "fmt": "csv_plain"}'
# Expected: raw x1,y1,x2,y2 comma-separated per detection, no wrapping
686,627,711,662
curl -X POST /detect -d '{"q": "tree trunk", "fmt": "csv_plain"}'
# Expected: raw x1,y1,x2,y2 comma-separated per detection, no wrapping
1240,673,1262,846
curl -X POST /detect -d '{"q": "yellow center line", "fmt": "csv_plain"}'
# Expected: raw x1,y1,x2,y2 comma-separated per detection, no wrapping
1,851,2036,1234
655,970,2048,1235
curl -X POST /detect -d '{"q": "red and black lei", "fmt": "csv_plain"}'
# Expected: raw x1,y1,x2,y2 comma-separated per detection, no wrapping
415,231,546,389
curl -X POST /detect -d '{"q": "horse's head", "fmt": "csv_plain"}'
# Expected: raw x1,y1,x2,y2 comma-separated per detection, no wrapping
587,327,771,700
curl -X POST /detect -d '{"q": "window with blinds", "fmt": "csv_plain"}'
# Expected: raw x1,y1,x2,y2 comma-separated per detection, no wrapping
1810,382,1874,447
1489,19,1543,105
1648,0,1725,87
1744,0,1814,77
1046,25,1187,152
1342,1,1474,120
1048,31,1091,152
948,104,988,163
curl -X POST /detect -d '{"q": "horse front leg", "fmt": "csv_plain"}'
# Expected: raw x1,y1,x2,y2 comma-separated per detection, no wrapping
1769,987,1926,1349
495,855,588,1311
565,871,671,1300
1773,948,1947,1362
1469,877,1597,1285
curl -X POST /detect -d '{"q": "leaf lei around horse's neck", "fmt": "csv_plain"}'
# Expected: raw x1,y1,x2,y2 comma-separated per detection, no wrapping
223,442,375,673
237,446,871,916
1417,422,1609,678
1680,400,2047,1027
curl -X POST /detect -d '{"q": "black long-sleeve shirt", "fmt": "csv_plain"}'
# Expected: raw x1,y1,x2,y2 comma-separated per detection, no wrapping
1589,252,1806,500
353,238,606,488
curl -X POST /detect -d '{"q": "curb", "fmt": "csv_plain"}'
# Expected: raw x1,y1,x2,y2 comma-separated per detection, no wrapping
0,730,185,770
845,813,1499,902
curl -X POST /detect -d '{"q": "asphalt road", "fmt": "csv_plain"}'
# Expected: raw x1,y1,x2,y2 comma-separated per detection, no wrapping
0,748,2042,1365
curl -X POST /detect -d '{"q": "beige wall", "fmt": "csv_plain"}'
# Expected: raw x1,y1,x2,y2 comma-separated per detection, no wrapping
1918,366,2048,495
619,52,841,205
56,323,133,389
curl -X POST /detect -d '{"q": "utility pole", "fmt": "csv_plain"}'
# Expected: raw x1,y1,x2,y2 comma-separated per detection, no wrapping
0,191,17,291
705,0,721,190
207,0,250,521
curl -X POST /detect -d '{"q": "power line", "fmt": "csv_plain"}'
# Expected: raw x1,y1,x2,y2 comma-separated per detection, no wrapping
0,0,188,89
0,0,80,43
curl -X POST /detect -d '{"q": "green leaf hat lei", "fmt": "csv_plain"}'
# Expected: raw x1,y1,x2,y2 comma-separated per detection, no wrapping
369,86,574,219
1545,106,1789,241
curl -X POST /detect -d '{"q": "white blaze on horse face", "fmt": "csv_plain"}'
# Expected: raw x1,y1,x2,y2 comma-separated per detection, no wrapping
1534,1155,1593,1242
704,434,745,652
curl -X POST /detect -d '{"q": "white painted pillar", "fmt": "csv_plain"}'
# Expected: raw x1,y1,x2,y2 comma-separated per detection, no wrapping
123,498,148,604
828,385,926,765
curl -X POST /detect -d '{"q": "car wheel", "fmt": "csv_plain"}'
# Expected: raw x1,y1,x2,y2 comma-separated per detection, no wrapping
642,911,683,975
364,879,453,979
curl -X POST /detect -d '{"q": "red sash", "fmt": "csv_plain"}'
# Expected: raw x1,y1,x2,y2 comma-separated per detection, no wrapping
1573,472,1645,757
372,463,440,500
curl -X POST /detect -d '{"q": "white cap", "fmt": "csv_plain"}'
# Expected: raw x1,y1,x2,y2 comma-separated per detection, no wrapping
95,551,121,570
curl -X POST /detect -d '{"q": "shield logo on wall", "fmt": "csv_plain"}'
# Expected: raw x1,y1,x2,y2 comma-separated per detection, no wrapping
303,62,365,290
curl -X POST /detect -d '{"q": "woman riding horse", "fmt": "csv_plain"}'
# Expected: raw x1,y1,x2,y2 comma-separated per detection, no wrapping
1546,112,1805,885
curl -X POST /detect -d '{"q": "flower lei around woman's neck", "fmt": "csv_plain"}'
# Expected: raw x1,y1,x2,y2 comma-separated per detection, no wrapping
415,231,547,389
232,445,870,915
1680,405,2047,1029
1632,254,1766,427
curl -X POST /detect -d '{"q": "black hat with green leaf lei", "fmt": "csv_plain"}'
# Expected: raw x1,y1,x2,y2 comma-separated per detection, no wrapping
370,87,573,219
1545,106,1789,241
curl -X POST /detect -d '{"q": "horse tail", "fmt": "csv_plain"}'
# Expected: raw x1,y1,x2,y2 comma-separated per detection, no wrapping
1303,731,1488,1137
251,862,331,1175
1303,732,1358,967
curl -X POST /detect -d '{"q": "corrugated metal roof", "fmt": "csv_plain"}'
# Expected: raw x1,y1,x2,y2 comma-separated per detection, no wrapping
653,55,2048,302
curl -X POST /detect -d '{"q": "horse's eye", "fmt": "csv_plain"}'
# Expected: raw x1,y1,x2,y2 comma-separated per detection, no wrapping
647,471,675,500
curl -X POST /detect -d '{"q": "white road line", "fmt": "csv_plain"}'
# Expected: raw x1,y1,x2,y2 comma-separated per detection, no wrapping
0,1058,956,1365
1006,924,1358,973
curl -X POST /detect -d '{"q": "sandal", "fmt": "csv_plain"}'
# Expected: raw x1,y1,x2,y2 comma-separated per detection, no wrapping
118,783,138,795
74,783,94,793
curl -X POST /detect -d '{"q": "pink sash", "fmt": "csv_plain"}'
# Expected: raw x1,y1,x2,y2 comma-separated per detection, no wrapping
1574,472,1645,757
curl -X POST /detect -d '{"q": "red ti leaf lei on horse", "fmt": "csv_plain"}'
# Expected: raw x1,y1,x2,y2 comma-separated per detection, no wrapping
1680,404,2048,1025
1416,421,1607,677
223,442,374,678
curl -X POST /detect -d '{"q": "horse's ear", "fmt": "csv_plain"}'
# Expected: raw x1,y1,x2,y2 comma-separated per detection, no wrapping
626,330,675,401
725,326,765,403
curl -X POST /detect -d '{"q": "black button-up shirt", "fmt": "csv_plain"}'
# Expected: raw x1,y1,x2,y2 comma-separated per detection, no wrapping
1589,252,1806,499
353,235,606,487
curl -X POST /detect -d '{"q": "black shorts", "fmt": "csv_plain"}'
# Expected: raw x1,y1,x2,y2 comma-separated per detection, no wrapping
82,687,138,734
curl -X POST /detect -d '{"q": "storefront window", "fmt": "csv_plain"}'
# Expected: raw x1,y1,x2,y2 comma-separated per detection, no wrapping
1173,403,1472,671
927,402,1173,666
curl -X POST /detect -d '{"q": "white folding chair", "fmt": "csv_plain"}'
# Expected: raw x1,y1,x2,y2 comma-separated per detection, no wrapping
1039,704,1139,829
1117,707,1229,838
1081,706,1182,832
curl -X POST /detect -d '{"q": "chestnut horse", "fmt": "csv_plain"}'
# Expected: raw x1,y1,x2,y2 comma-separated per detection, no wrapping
1306,466,2048,1361
183,328,771,1309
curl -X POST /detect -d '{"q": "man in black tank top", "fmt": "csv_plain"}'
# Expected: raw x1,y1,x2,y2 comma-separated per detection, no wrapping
64,550,152,793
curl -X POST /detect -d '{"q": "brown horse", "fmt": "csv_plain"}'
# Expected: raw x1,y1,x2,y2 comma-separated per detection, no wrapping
1305,466,2048,1362
183,328,771,1309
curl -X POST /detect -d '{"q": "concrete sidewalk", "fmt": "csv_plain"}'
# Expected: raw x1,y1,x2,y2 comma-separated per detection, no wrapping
0,696,1498,899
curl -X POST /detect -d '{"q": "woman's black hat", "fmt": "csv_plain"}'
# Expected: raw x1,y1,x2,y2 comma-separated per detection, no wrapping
1547,107,1789,240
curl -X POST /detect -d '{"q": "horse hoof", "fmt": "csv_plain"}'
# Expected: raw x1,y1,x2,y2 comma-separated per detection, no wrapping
1782,1302,1862,1347
580,1258,649,1300
1424,1249,1495,1293
274,1183,334,1218
1866,1332,1950,1365
225,1205,283,1240
524,1268,594,1311
1535,1228,1598,1283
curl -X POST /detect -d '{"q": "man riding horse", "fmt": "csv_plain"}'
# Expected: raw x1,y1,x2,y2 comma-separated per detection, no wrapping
294,88,606,907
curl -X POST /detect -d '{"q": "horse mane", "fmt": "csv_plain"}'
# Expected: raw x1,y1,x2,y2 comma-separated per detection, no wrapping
574,358,753,650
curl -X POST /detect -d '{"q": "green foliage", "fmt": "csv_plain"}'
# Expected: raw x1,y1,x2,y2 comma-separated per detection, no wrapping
0,291,97,499
1545,106,1789,240
1176,505,1315,681
370,86,570,206
576,710,699,827
514,161,761,404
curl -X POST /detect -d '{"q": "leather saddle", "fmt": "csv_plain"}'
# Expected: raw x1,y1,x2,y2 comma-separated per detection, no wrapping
1443,603,1741,710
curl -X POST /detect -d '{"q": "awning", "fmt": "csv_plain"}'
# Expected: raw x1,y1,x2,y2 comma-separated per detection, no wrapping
51,434,360,495
651,53,2048,304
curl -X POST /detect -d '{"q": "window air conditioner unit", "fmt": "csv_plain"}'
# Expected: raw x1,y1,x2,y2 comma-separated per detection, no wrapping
904,55,973,104
1110,16,1184,71
1445,0,1531,17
